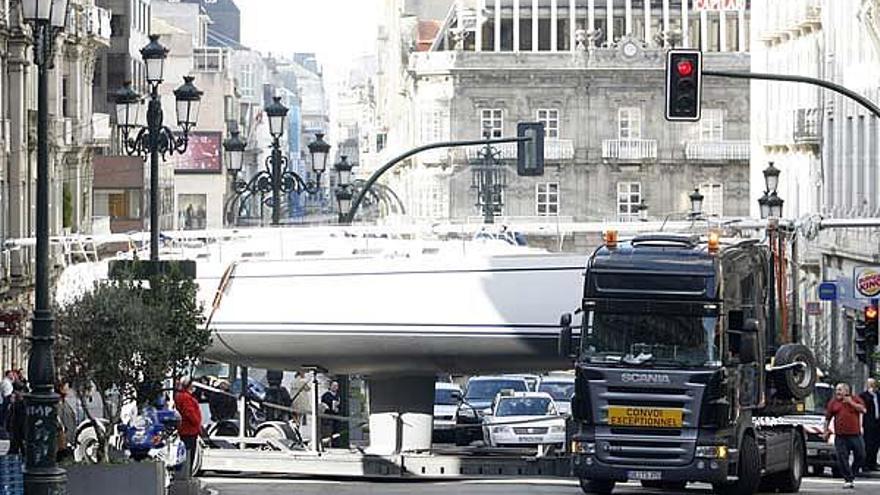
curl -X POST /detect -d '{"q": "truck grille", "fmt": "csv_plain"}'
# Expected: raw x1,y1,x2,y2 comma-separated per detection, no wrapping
513,427,548,435
588,372,704,467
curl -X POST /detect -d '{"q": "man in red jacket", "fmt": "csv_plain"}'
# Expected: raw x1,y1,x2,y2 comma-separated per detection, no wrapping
174,376,202,472
824,382,867,489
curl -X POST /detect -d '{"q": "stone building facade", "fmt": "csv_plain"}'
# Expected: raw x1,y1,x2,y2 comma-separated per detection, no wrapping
378,0,751,223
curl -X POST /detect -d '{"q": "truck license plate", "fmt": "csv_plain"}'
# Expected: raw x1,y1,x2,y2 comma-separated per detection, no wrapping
628,470,662,481
608,406,683,428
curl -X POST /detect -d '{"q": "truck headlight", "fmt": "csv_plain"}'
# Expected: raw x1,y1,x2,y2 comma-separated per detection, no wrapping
696,445,728,459
571,441,596,454
492,426,511,434
549,425,565,433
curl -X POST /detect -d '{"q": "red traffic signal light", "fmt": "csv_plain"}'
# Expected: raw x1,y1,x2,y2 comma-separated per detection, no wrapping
665,49,702,122
866,305,878,321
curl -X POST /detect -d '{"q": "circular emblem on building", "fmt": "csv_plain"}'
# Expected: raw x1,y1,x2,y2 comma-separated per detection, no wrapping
856,267,880,297
621,40,640,58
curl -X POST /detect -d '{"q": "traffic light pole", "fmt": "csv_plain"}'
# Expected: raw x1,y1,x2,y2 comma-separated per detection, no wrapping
702,70,880,119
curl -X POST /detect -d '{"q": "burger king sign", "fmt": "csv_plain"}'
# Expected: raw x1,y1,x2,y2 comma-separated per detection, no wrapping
855,266,880,299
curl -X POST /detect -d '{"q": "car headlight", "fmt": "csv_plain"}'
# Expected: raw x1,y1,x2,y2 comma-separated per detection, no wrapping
549,425,565,433
696,445,728,459
458,407,476,418
492,426,512,434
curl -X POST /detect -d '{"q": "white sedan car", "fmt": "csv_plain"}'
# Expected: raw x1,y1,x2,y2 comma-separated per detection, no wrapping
483,392,565,448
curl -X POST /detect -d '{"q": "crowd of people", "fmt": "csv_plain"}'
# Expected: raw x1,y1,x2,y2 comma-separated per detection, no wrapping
824,379,880,489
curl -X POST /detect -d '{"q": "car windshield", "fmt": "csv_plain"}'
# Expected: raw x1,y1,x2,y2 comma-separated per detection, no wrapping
495,397,554,417
582,311,720,367
538,382,574,401
434,388,460,405
465,379,528,400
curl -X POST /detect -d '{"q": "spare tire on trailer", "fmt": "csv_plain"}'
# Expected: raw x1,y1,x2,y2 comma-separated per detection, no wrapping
772,344,817,400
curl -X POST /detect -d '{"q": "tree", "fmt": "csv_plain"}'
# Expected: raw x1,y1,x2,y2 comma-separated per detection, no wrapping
54,269,209,462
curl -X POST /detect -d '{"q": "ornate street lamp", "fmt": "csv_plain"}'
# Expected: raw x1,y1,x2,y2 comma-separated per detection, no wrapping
223,130,247,176
758,192,771,220
689,188,704,219
334,156,354,223
114,34,202,261
763,162,781,194
308,132,331,176
767,192,784,218
21,0,71,492
637,199,649,221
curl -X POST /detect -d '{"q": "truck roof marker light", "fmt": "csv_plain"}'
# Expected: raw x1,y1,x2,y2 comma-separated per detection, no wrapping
707,231,721,253
604,230,618,248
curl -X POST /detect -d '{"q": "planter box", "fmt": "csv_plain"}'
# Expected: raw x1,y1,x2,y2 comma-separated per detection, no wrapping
67,461,163,495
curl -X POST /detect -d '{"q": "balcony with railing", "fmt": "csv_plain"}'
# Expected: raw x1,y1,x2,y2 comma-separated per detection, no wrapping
684,140,750,160
463,138,575,161
602,139,657,161
194,47,228,73
86,5,112,43
794,108,821,144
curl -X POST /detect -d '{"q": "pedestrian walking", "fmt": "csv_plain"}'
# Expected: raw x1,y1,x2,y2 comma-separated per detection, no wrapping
264,370,292,422
174,376,202,471
5,381,27,455
56,382,76,462
824,382,867,489
321,381,342,448
290,371,311,426
860,378,880,471
0,370,14,437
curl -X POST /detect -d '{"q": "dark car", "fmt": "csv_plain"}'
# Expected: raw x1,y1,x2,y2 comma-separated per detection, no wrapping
453,376,529,446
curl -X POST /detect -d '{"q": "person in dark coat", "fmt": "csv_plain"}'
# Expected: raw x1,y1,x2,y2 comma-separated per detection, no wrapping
208,380,237,422
263,371,292,422
6,381,27,455
321,381,342,448
860,378,880,471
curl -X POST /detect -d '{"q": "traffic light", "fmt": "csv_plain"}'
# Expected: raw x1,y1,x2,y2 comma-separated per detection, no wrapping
665,49,702,121
855,305,878,364
517,122,545,177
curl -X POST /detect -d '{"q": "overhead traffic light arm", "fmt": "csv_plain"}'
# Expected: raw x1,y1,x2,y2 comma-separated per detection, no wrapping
703,70,880,120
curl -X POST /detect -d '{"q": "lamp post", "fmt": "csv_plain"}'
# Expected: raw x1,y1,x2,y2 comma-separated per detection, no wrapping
114,34,202,261
471,143,507,224
334,156,354,224
223,122,331,226
21,1,69,493
689,188,704,219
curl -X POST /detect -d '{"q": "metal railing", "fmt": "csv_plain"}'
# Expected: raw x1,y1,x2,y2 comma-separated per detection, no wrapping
602,139,658,160
463,138,574,160
794,108,821,143
684,140,750,160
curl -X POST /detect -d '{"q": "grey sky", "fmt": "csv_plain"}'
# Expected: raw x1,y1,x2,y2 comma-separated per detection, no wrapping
236,0,379,80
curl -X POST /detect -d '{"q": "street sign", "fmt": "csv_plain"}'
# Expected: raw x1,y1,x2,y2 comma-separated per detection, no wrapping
693,0,745,11
818,282,838,301
854,266,880,299
805,302,821,316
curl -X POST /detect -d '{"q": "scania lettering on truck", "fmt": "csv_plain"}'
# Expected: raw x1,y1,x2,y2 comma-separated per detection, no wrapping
558,233,817,495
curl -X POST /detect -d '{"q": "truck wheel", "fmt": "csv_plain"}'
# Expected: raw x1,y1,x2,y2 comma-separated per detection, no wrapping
712,435,760,495
579,478,615,495
772,344,817,400
775,432,805,492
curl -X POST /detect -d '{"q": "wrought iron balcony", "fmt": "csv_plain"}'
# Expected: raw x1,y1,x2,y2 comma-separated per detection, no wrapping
602,139,657,161
463,138,574,161
685,140,750,160
794,108,821,144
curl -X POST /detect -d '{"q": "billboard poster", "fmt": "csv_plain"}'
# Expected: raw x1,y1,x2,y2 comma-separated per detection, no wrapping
178,194,207,231
854,266,880,299
172,131,223,173
693,0,745,11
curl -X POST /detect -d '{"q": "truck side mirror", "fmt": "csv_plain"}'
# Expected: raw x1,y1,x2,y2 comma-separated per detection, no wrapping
558,313,573,358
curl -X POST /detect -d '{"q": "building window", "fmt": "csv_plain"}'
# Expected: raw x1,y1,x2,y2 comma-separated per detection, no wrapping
420,105,449,144
61,76,71,118
700,109,724,141
618,107,642,139
240,64,254,98
376,133,387,152
699,183,724,217
617,182,641,221
94,189,141,220
536,182,560,216
480,108,503,138
536,109,559,138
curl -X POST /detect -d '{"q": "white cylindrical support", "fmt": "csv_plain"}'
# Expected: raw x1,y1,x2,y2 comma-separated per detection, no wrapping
606,0,613,45
681,0,689,47
495,0,502,51
310,370,321,452
719,10,727,52
514,0,521,51
366,375,435,455
625,0,632,35
476,0,484,51
532,0,539,52
551,0,558,51
662,0,669,36
588,0,595,32
700,9,708,51
570,0,576,51
644,0,651,45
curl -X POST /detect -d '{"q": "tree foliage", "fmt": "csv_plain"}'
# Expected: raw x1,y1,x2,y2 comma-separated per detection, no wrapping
54,268,209,462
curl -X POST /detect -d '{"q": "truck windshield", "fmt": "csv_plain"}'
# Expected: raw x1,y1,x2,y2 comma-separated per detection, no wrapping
582,311,720,367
